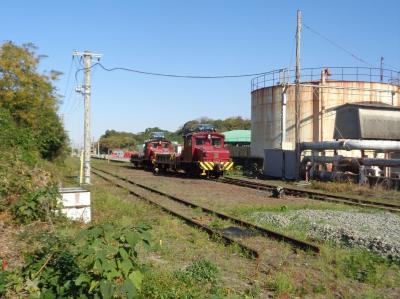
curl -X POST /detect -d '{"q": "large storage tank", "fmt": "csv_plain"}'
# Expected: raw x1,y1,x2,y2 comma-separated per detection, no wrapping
251,67,400,158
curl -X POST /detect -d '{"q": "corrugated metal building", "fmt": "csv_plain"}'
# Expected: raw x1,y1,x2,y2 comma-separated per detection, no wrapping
223,130,251,159
223,130,251,145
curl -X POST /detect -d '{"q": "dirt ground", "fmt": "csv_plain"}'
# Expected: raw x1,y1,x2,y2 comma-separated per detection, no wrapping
95,162,340,214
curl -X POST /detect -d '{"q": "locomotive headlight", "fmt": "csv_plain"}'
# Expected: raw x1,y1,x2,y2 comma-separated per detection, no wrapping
207,134,211,139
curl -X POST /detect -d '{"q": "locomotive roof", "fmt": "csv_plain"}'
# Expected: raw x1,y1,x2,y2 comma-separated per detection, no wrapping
145,137,171,143
184,131,224,138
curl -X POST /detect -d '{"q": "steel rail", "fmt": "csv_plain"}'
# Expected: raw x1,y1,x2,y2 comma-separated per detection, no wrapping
220,177,400,213
92,168,259,258
92,166,320,254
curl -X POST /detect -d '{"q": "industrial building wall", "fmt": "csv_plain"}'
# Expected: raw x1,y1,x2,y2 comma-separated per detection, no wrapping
251,81,399,158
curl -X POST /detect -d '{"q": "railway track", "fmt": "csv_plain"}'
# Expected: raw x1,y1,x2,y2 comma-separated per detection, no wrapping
220,177,400,213
93,160,400,213
92,166,320,258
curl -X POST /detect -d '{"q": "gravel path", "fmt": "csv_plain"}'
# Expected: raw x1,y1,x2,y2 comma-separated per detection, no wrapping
251,209,400,260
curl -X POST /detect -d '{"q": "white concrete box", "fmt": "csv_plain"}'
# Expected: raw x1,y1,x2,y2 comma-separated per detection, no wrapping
59,187,91,223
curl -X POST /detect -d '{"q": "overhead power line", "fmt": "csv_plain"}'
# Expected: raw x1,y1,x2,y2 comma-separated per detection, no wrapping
75,62,280,80
60,57,74,114
303,23,375,68
384,62,400,72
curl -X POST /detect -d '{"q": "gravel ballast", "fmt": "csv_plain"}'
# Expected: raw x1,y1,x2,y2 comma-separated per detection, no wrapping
251,209,400,260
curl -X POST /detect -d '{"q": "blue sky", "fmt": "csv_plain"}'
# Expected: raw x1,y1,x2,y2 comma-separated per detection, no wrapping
1,0,399,146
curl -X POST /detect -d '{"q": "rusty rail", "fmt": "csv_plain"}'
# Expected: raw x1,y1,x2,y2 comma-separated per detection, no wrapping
220,177,400,213
92,167,320,255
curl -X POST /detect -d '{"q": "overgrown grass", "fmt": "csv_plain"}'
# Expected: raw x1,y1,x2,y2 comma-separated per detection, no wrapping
7,157,396,298
84,173,265,297
268,272,295,296
226,167,400,205
310,180,400,204
228,203,400,297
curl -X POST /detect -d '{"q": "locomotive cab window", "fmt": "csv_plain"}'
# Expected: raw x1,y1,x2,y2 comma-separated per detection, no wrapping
196,138,205,145
212,138,221,147
162,143,169,148
152,143,158,148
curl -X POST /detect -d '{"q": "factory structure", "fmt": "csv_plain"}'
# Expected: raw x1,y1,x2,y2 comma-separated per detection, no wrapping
250,67,400,185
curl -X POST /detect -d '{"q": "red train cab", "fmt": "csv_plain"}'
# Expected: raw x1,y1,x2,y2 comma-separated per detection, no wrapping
130,132,174,169
177,124,233,177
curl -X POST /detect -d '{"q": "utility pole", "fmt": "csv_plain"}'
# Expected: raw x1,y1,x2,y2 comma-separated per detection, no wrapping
73,50,102,184
295,10,302,179
380,57,384,82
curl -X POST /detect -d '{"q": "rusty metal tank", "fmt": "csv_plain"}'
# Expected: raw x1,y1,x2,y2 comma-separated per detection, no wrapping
250,67,400,158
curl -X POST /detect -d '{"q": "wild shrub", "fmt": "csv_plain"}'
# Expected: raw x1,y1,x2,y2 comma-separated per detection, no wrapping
1,223,152,298
183,259,220,285
11,185,60,224
0,107,61,223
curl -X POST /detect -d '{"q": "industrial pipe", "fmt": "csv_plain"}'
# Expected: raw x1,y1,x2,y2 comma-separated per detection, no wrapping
281,87,287,147
303,155,400,167
343,140,400,151
301,141,344,150
301,140,400,152
303,155,345,163
361,158,400,167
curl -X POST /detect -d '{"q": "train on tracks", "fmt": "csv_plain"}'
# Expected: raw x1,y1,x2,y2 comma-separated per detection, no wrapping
130,125,234,177
130,132,174,169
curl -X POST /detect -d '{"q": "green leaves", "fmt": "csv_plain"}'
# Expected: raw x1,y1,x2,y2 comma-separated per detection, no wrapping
75,274,91,286
78,223,151,297
0,42,68,161
4,223,152,298
129,271,143,291
124,231,140,250
99,280,114,299
11,185,60,224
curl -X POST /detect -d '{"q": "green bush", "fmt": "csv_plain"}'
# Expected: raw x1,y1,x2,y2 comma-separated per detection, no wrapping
12,185,60,224
183,259,220,285
1,223,152,298
0,107,61,223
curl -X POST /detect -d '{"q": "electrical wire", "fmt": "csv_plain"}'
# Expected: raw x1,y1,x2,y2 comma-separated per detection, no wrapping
384,62,400,72
63,57,84,115
59,57,74,114
65,92,83,116
62,87,77,115
74,62,279,80
303,23,375,68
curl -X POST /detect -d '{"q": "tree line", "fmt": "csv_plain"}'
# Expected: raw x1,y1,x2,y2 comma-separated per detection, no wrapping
99,116,250,153
0,42,68,161
0,41,68,221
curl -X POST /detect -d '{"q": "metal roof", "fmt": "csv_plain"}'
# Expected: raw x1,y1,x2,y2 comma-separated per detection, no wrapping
338,102,400,111
334,103,400,140
223,130,251,143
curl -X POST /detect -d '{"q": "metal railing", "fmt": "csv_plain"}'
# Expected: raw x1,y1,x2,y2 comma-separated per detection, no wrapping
251,67,400,91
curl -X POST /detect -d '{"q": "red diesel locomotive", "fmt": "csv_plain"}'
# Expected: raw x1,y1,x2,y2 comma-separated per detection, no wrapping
154,124,234,178
130,132,175,169
131,125,234,177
